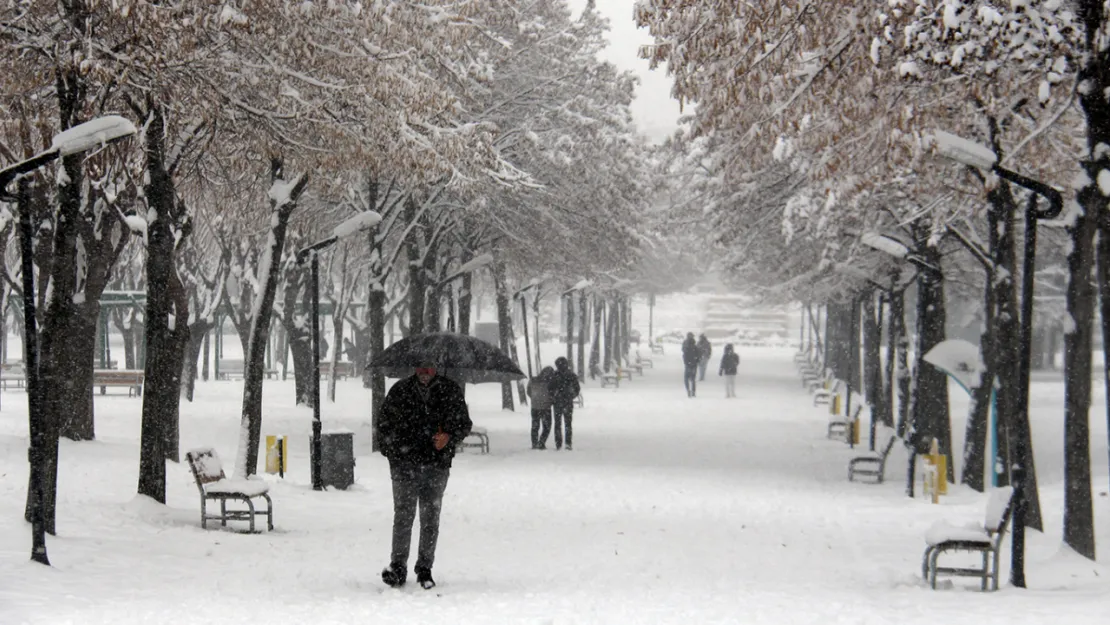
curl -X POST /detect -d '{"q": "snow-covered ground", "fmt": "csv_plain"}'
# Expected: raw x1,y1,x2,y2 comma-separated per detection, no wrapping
0,295,1107,624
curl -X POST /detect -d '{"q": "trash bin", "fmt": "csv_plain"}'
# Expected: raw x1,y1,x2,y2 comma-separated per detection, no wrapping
313,430,355,490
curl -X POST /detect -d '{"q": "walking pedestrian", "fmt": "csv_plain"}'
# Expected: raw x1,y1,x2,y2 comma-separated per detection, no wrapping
549,357,581,450
718,343,740,398
682,332,699,397
527,366,555,449
696,334,712,381
378,360,472,590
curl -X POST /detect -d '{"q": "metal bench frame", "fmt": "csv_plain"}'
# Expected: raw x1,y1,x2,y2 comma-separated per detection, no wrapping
93,369,145,397
459,427,490,454
186,448,274,533
922,487,1015,591
848,427,898,483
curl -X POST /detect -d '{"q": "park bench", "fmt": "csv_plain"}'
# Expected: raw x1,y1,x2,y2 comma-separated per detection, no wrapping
922,486,1015,591
459,427,490,454
635,352,653,369
649,343,664,356
574,392,584,407
826,397,864,441
319,360,353,380
217,359,245,380
801,365,827,390
812,378,843,406
1,362,25,389
216,359,278,380
185,448,274,533
848,425,898,483
590,363,619,388
618,363,640,378
93,369,144,397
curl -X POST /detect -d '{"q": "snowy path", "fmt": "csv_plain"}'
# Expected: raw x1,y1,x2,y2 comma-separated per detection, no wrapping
1,347,1107,624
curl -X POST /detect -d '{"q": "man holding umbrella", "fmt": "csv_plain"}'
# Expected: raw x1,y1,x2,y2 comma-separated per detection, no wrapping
378,359,472,590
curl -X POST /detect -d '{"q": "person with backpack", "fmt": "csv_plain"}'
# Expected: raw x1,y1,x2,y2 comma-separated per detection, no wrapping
718,343,740,398
549,357,581,450
527,366,555,449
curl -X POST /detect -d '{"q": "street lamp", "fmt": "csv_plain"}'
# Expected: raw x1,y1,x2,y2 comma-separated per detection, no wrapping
296,211,381,491
0,115,137,566
933,128,1063,589
513,279,543,379
860,232,942,275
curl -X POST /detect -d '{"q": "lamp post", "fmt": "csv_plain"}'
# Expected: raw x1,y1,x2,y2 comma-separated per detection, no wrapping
513,279,542,379
861,231,945,498
296,211,382,490
933,129,1063,589
0,116,137,565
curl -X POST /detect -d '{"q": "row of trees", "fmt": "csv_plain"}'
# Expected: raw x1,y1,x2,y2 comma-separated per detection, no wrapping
0,0,693,562
636,0,1104,559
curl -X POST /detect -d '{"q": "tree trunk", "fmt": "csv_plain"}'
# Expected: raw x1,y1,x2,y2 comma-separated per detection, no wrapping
459,269,473,336
31,78,95,530
1101,212,1110,506
328,311,343,402
279,266,312,405
890,292,910,438
138,104,191,502
492,260,514,410
863,294,886,434
908,241,951,482
962,274,994,493
532,292,543,371
589,293,602,376
236,160,308,477
577,291,587,381
369,285,386,453
603,298,614,371
1061,180,1099,558
406,198,426,336
566,292,575,367
183,320,214,402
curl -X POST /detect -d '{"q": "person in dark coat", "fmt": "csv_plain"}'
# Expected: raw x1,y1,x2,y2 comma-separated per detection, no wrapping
378,360,472,590
681,332,699,397
718,343,740,398
696,334,712,381
527,366,556,449
549,357,581,450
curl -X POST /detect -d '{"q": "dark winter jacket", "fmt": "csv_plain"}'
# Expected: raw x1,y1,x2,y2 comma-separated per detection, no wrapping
550,359,581,406
719,351,740,376
378,374,472,468
527,376,554,411
697,336,712,362
681,337,700,368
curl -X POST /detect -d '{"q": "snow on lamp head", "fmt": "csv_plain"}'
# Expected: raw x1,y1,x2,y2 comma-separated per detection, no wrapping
931,130,997,171
50,116,137,157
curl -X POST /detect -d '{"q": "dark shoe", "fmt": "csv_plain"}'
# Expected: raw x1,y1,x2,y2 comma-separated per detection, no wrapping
415,566,436,590
382,562,406,587
565,445,572,451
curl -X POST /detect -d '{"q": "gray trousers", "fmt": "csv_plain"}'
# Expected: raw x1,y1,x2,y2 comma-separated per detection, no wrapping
389,461,450,571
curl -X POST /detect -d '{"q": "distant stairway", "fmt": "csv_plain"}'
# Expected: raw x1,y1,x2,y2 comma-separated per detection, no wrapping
702,294,789,343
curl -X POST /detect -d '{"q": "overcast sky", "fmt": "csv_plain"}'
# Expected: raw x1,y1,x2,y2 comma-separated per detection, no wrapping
565,0,683,143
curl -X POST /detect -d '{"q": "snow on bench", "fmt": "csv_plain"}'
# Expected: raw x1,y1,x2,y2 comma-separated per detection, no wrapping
186,447,274,532
922,486,1015,591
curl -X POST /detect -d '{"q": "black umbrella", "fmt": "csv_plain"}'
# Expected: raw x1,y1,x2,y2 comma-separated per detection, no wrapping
367,332,525,384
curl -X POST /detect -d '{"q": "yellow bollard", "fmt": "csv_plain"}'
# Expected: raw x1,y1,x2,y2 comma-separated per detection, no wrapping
921,438,947,502
830,393,841,415
265,435,288,477
935,454,948,495
852,414,861,445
